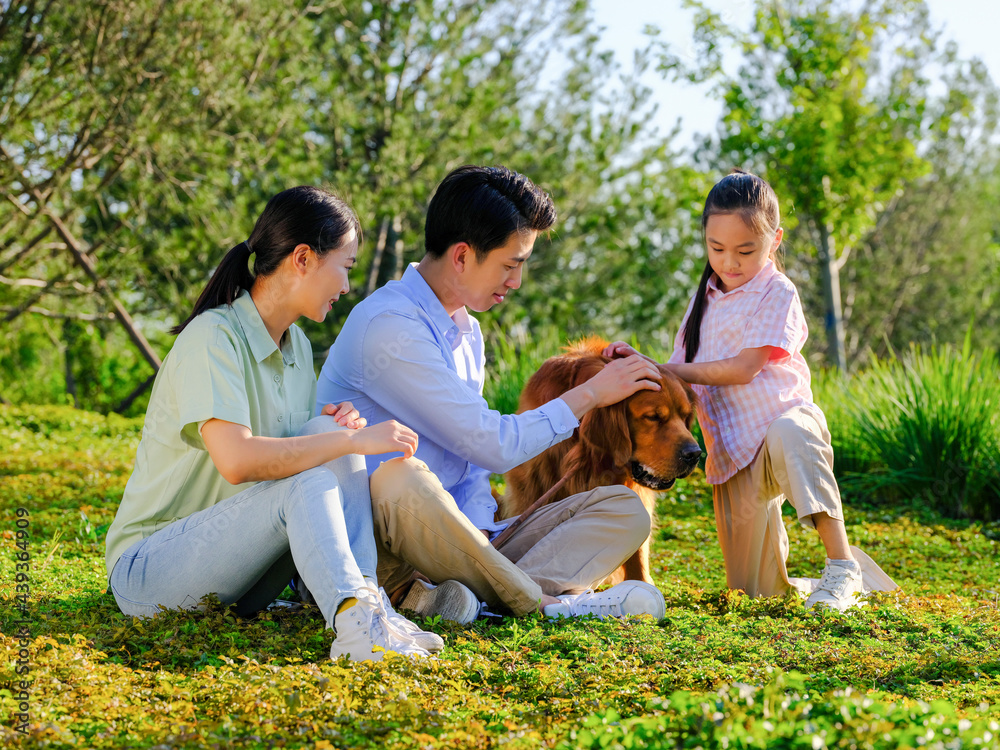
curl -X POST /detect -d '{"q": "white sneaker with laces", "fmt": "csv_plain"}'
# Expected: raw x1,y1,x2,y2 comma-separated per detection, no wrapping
400,579,481,624
544,580,666,620
374,585,445,653
330,583,433,662
805,558,866,612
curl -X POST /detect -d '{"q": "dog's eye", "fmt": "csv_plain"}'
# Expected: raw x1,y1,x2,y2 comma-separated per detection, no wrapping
642,414,662,423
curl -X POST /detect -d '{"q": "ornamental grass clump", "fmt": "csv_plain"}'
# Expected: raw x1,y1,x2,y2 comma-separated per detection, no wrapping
836,336,1000,520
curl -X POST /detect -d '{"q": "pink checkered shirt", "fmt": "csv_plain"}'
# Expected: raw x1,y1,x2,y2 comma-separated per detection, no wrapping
669,259,815,484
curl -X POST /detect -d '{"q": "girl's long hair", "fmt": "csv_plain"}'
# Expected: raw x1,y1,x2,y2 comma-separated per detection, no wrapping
171,187,361,335
682,168,782,363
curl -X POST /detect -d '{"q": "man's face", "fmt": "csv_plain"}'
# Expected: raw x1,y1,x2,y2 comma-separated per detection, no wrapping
460,230,537,312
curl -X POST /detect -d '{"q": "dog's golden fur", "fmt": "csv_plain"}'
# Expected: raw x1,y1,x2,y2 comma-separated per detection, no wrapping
499,337,700,585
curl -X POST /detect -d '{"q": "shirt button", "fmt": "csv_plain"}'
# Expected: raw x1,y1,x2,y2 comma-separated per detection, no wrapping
277,415,283,422
273,374,281,383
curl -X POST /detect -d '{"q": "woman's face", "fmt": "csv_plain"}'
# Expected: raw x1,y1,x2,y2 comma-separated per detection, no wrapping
305,229,358,322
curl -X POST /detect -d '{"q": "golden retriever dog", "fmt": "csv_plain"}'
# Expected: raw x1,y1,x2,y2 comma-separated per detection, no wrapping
499,337,701,585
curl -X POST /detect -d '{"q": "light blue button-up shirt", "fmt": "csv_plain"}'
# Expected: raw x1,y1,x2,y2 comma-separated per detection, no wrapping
317,263,578,532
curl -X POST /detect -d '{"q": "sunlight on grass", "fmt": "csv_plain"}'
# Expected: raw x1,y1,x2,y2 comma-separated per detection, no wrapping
1,404,999,748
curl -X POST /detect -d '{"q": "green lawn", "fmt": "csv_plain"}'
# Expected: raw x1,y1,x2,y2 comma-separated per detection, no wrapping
2,405,999,748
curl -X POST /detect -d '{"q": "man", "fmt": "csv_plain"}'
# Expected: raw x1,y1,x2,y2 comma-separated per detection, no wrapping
317,165,666,623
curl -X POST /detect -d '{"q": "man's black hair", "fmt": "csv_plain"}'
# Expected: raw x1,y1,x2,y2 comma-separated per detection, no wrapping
424,165,556,261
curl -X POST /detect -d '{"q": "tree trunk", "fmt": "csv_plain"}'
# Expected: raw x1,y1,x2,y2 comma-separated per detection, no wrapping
389,215,405,280
817,222,847,371
41,205,162,371
113,374,156,414
62,319,79,408
364,218,391,299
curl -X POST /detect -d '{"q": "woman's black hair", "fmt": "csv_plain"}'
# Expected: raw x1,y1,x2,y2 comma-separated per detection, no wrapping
171,186,361,335
682,168,782,363
424,165,556,261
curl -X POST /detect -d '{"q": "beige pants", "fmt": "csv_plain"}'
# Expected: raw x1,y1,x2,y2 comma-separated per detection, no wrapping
713,405,842,598
369,457,651,616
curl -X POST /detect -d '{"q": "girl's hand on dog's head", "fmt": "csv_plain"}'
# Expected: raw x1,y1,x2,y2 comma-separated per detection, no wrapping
603,341,638,359
603,341,660,366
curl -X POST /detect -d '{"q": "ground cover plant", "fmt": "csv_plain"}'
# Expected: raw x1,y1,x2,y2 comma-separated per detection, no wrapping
2,403,999,748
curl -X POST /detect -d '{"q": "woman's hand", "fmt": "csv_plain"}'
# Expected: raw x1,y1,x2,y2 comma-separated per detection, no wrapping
348,420,419,459
201,416,417,485
320,401,367,429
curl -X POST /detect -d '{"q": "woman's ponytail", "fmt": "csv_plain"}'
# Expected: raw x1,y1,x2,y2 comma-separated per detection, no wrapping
171,187,361,336
171,241,255,335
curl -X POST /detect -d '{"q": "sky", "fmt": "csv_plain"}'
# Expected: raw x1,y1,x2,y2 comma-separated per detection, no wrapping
589,0,1000,147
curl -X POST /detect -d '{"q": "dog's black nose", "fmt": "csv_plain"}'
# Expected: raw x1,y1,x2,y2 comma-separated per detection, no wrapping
681,443,702,466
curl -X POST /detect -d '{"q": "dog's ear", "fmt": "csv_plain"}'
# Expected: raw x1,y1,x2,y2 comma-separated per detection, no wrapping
567,355,633,469
578,400,632,469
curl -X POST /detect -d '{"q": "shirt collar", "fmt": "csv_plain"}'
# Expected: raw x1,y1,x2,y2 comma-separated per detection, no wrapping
400,263,466,349
231,290,299,367
707,257,777,298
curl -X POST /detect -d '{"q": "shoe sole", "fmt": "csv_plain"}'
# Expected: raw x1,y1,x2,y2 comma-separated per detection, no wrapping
401,580,480,624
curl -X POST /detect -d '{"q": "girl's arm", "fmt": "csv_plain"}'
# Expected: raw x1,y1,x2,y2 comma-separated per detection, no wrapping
603,340,773,387
663,346,772,386
201,403,418,485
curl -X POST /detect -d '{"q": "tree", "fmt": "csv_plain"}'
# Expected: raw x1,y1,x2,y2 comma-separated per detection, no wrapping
0,0,320,409
272,1,705,355
669,0,935,369
843,50,1000,360
1,0,707,410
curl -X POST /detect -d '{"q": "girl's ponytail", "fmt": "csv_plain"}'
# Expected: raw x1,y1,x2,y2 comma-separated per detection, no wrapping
170,241,255,335
170,186,361,336
682,261,714,363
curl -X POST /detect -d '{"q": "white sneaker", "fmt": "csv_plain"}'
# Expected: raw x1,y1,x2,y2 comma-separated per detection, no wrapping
400,579,481,624
805,558,866,612
374,585,445,653
544,580,666,620
329,583,433,662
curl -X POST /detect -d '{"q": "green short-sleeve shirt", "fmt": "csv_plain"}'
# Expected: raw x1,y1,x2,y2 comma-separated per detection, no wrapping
105,290,318,579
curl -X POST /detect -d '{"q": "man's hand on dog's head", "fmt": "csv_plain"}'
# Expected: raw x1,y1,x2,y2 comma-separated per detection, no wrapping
561,354,661,418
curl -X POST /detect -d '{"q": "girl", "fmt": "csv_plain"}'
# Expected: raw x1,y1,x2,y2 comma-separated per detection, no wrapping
606,169,895,610
105,186,443,661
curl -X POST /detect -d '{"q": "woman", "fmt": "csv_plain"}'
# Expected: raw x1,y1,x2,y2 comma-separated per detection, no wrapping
105,186,441,661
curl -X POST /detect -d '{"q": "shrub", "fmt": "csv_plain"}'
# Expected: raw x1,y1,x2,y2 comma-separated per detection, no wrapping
483,324,566,415
820,336,1000,520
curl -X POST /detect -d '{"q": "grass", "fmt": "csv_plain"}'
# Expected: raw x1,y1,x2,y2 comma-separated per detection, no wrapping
2,404,1000,748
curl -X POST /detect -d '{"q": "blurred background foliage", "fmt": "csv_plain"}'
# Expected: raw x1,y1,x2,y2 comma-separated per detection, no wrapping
1,0,998,417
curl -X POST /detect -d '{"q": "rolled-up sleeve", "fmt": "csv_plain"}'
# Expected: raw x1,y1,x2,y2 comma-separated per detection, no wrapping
174,326,251,448
743,285,805,356
361,312,577,474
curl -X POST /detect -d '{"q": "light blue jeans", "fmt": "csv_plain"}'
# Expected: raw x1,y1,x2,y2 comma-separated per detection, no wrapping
109,417,376,627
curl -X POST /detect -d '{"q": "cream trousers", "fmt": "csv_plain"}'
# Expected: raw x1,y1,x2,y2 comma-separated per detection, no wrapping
369,457,651,616
713,405,843,598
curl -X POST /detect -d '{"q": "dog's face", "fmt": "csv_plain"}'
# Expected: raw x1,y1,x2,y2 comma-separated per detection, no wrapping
575,362,702,492
622,369,701,490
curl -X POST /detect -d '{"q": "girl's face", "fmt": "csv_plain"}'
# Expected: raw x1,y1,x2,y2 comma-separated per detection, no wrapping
705,213,782,293
305,229,358,322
